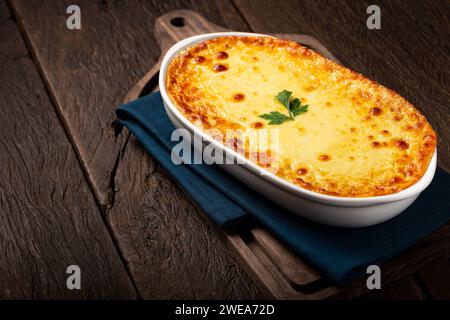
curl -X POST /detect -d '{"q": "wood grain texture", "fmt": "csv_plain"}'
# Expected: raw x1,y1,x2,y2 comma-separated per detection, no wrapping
9,0,449,299
0,0,136,299
10,0,262,299
417,258,450,300
226,231,340,300
9,0,250,210
250,227,321,287
109,138,262,299
356,277,426,300
233,0,450,172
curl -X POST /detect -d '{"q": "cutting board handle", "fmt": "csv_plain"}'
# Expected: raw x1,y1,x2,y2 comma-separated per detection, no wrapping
155,10,228,53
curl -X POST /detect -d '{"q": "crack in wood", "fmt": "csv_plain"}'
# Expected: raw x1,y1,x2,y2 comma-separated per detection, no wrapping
106,133,130,211
413,274,435,300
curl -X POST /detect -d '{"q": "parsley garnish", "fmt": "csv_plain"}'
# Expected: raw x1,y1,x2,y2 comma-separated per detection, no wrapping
259,90,308,125
259,111,291,125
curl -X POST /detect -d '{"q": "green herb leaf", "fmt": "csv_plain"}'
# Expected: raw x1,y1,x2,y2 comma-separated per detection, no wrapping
289,98,300,114
259,90,310,125
258,111,291,125
275,90,293,114
291,99,308,116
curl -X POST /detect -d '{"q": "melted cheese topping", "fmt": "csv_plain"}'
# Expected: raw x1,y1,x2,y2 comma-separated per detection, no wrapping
166,36,436,197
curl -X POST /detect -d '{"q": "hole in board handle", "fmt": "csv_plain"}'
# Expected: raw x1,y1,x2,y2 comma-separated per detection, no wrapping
170,17,185,27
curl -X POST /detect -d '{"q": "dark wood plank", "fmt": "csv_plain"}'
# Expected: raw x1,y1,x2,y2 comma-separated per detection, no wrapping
250,227,321,286
233,0,450,172
10,0,262,299
110,138,261,299
417,258,450,300
356,277,426,300
10,0,250,210
0,0,136,299
227,231,340,299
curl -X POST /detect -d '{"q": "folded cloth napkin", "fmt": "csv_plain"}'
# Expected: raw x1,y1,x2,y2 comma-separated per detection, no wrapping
116,92,450,284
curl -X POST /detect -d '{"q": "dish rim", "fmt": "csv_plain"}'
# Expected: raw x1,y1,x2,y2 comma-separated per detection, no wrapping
159,31,437,207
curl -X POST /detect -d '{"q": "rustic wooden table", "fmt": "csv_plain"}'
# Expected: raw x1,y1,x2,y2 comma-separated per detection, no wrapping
0,0,449,299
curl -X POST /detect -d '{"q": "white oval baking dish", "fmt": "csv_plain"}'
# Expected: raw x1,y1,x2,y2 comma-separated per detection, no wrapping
159,32,437,228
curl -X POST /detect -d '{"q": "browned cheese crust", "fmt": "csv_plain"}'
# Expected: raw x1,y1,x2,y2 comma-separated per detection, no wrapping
166,36,436,197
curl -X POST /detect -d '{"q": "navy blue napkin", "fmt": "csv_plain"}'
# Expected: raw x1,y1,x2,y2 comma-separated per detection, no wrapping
116,92,450,284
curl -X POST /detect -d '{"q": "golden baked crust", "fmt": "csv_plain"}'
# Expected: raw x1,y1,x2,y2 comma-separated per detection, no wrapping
166,36,436,197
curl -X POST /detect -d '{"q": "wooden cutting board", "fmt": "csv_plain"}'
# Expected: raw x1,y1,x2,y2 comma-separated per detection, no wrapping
123,9,450,299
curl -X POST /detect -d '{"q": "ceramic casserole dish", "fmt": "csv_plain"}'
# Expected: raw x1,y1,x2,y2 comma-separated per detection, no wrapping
159,32,437,227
